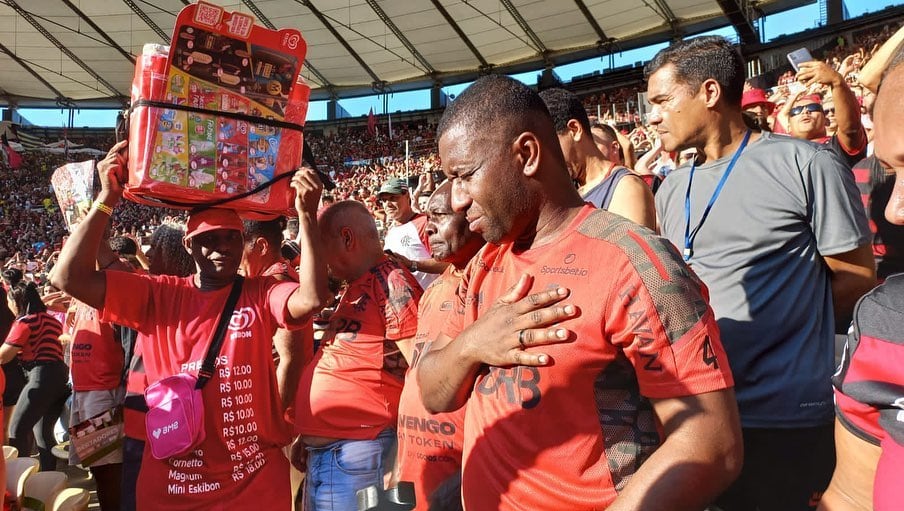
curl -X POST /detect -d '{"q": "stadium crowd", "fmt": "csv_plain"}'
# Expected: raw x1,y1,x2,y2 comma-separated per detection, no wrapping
0,16,901,511
4,14,895,265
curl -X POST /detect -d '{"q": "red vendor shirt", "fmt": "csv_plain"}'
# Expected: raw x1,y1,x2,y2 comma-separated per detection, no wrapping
102,271,304,511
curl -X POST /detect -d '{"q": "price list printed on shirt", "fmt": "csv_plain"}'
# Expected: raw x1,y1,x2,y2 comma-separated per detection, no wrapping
164,355,266,496
221,361,266,483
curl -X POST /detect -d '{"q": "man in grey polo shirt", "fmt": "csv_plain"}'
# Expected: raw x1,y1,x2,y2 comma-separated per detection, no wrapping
649,36,876,511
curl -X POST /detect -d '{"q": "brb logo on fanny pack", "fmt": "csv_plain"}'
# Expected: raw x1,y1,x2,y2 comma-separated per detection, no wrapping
152,420,180,440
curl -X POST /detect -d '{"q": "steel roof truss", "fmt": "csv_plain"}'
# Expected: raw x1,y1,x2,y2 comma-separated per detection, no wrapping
430,0,488,68
573,0,610,44
0,41,66,100
499,0,547,54
240,0,333,89
121,0,170,42
61,0,136,64
296,0,381,84
5,0,121,97
715,0,760,44
365,0,435,74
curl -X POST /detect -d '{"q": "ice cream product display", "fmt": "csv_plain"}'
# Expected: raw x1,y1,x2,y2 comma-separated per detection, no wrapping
126,1,309,215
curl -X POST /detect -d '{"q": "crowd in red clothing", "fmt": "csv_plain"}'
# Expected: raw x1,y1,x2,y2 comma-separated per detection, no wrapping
0,19,899,511
1,16,900,290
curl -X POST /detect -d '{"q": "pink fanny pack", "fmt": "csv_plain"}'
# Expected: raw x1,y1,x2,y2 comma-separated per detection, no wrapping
144,277,244,460
145,373,205,459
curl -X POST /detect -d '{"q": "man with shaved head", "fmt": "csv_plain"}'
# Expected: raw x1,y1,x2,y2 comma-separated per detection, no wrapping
417,74,742,510
293,200,423,511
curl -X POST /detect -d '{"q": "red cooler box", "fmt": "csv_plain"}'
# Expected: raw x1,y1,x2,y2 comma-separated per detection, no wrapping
125,2,309,216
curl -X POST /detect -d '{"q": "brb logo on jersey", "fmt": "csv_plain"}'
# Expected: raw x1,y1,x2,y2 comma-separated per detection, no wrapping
476,366,542,409
229,307,256,340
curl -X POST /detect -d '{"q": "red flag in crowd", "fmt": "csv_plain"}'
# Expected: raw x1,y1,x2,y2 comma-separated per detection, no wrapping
367,107,376,136
2,133,21,169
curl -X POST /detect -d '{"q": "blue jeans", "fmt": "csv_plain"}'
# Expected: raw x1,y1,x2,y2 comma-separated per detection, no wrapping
304,429,396,511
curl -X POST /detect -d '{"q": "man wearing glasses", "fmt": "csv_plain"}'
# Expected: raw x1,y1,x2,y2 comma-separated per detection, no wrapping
782,58,867,168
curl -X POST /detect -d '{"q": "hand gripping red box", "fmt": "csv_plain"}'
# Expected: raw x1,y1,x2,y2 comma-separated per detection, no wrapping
126,2,309,216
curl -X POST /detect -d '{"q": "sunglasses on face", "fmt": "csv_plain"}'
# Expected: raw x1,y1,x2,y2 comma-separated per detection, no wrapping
824,108,835,115
790,103,824,117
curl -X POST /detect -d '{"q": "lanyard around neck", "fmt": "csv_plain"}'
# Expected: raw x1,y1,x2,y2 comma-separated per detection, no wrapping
683,130,752,262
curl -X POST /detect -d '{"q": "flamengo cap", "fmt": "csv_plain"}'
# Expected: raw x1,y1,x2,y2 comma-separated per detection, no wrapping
377,178,409,198
185,208,244,239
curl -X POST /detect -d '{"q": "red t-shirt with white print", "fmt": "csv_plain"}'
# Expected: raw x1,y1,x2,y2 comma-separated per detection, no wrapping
103,272,303,511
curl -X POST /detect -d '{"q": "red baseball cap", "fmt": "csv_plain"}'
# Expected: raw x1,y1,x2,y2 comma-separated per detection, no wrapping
185,208,243,239
741,88,775,112
798,94,823,105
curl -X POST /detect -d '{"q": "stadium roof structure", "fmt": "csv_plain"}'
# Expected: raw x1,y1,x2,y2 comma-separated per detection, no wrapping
0,0,809,108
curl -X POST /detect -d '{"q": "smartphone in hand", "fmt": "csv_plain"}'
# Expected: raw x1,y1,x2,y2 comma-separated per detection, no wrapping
787,48,814,72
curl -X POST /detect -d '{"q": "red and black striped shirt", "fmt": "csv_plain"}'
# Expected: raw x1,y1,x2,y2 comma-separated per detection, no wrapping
5,312,64,363
853,155,904,279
